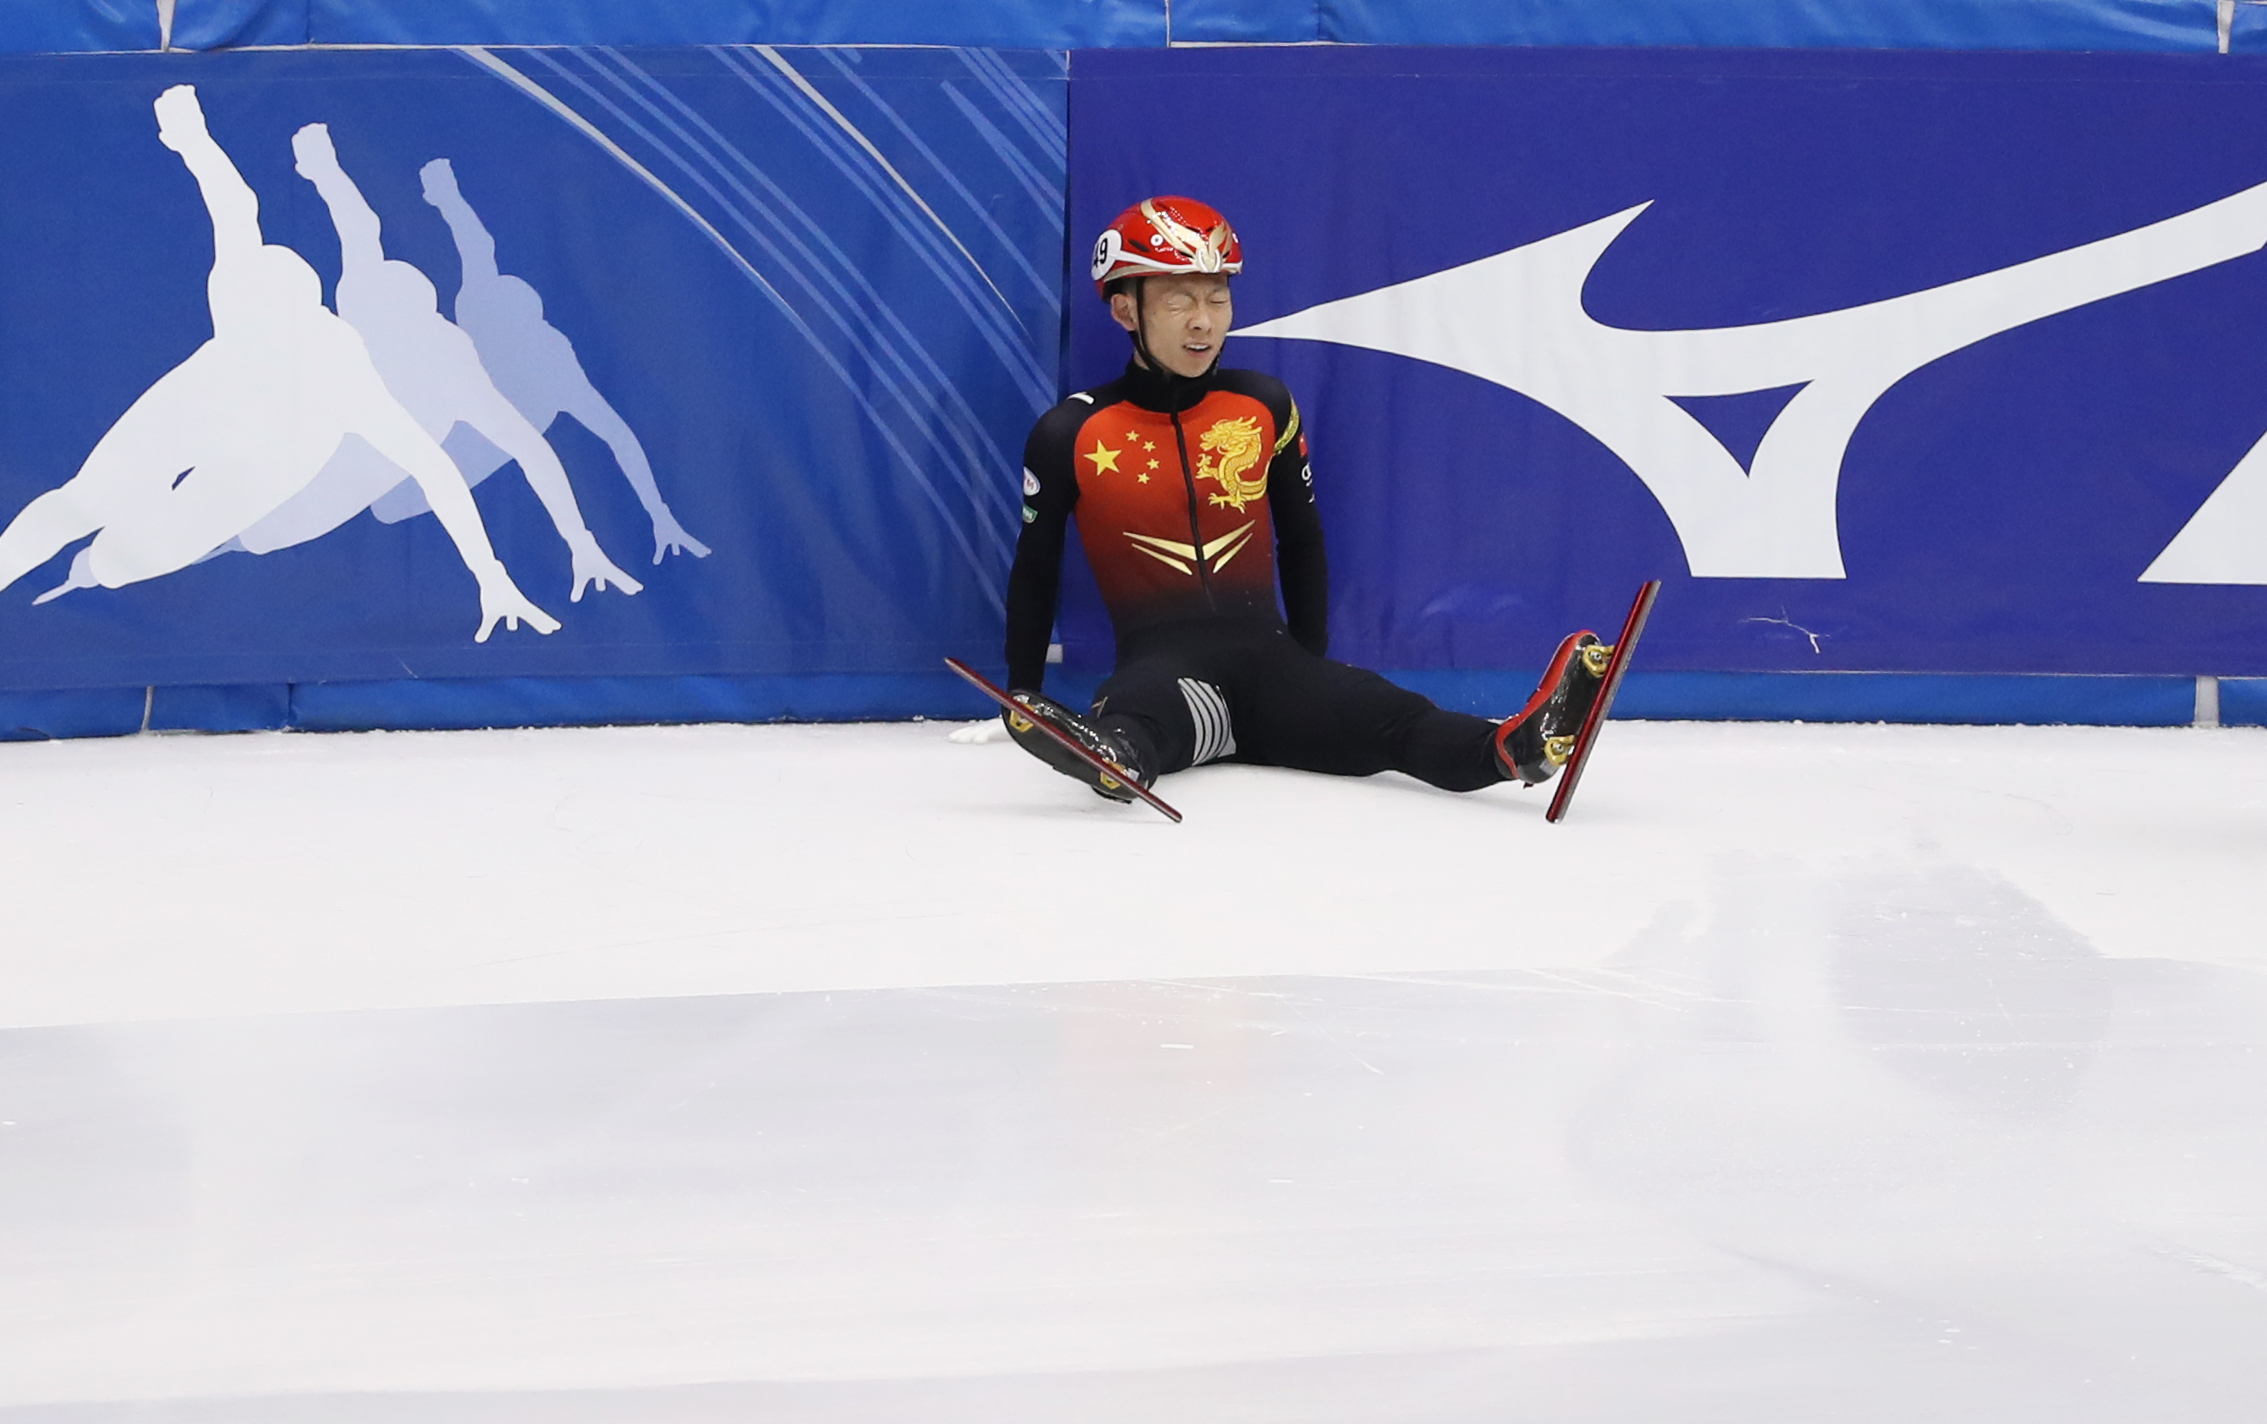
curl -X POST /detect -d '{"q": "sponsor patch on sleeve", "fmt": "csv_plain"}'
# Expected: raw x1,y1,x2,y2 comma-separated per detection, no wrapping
1022,504,1037,523
1023,469,1040,496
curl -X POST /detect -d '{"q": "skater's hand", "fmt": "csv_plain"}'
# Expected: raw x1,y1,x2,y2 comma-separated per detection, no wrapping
419,158,460,207
475,581,561,643
650,511,712,564
291,123,338,179
153,85,207,153
570,544,644,602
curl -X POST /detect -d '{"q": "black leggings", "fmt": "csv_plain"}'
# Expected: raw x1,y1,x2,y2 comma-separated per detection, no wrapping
1091,620,1505,792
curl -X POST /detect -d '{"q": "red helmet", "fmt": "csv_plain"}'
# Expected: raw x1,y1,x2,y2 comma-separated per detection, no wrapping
1090,195,1243,296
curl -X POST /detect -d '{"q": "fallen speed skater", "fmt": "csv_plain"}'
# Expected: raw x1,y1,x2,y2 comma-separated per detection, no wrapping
977,194,1655,822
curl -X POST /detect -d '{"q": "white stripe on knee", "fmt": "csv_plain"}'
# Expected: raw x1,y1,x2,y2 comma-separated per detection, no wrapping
1178,678,1236,765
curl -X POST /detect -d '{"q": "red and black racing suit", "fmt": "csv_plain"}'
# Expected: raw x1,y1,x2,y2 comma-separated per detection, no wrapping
1005,358,1506,791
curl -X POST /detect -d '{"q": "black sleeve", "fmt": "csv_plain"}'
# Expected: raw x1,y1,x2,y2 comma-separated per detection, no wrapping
1268,394,1330,657
1003,401,1085,691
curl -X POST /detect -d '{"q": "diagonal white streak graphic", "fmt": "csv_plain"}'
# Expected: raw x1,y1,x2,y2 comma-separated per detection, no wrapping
454,47,793,314
1242,185,2267,578
749,45,1014,314
461,44,1005,602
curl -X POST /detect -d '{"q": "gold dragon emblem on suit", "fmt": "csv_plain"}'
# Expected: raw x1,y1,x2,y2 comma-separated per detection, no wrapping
1196,416,1268,511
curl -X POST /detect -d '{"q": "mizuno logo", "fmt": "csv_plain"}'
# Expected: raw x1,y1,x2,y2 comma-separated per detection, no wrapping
1124,521,1256,576
1242,184,2267,580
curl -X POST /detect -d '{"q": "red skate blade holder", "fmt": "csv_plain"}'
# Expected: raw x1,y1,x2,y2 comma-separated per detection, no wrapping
944,657,1184,823
1546,580,1663,825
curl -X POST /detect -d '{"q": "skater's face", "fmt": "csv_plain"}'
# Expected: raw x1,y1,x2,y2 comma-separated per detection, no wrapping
1111,273,1232,379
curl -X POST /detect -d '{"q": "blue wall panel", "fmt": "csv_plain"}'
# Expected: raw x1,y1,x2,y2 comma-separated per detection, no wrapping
0,48,1064,719
1069,46,2267,685
7,39,2266,734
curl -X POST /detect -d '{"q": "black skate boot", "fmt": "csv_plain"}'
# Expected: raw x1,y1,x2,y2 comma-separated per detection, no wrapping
1001,690,1153,803
1494,631,1607,785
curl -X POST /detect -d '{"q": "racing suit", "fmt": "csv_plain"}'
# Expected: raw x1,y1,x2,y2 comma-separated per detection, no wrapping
1005,358,1506,792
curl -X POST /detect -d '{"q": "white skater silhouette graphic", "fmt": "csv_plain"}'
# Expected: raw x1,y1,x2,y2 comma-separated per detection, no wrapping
1243,184,2267,578
0,86,558,642
233,124,644,605
376,157,709,565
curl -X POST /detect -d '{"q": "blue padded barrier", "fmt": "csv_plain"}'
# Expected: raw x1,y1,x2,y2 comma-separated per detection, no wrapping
288,668,2210,730
288,672,999,731
1169,0,1317,44
1612,672,2201,725
0,1,158,53
172,1,308,49
1291,0,2216,52
1389,670,2203,726
9,676,1007,738
0,684,289,738
0,671,2217,737
2234,2,2267,50
2215,677,2267,725
146,682,292,731
307,0,1166,48
0,687,146,740
3,1,2221,53
0,40,2257,742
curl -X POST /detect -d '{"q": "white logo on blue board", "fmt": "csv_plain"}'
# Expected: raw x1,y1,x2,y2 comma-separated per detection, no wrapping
0,85,707,643
399,158,708,566
233,122,643,608
1242,187,2267,581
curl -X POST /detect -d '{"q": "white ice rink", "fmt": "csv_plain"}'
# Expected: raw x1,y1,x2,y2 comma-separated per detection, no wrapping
3,717,2264,1420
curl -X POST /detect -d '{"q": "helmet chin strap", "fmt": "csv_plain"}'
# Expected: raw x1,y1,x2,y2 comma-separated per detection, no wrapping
1128,278,1159,372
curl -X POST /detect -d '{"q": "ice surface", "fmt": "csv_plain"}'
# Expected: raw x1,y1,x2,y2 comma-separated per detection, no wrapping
1,720,2264,1420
